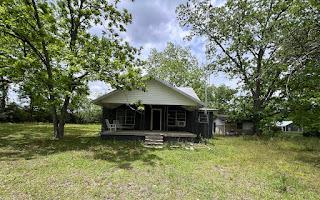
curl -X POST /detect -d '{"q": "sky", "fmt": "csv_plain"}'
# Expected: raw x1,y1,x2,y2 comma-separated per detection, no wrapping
88,0,237,99
9,0,236,102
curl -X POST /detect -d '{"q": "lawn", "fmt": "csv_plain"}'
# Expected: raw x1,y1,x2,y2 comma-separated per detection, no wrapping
0,123,319,199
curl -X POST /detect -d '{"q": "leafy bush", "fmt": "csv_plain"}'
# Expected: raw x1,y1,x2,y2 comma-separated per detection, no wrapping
303,130,320,137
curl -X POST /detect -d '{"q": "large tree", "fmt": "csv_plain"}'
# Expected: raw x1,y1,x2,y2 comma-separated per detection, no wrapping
0,0,144,138
177,0,299,134
281,1,320,131
207,85,236,114
0,33,23,112
146,42,207,100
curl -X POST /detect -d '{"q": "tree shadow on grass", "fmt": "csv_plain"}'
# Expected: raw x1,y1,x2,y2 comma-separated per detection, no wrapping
295,153,320,168
0,124,162,169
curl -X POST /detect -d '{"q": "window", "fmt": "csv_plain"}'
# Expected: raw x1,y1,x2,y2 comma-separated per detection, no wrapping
198,112,208,123
116,109,136,125
236,123,243,129
167,110,186,127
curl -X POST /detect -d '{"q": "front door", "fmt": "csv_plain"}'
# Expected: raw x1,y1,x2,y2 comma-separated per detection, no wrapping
151,109,162,130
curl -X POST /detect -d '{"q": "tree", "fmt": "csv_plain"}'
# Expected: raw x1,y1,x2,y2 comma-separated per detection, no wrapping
177,0,297,134
70,95,101,123
0,34,15,111
0,0,144,138
146,42,207,100
281,1,320,131
207,85,236,114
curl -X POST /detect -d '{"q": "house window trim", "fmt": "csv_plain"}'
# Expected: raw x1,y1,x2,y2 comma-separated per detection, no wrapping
116,109,136,125
167,110,186,127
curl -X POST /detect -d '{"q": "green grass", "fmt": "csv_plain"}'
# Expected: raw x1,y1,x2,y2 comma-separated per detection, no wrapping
0,123,319,199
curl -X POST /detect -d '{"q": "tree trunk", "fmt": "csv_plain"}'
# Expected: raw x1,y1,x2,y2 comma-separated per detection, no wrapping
0,76,9,110
57,121,65,139
51,105,60,138
252,48,264,136
252,98,262,136
55,96,71,139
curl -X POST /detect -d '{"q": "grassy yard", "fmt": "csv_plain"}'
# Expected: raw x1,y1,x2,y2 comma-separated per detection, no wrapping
0,123,319,200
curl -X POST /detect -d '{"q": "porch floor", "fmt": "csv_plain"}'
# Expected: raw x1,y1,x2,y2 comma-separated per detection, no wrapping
101,130,197,138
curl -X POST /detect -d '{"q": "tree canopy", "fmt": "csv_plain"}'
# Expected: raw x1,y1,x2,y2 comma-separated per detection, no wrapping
146,42,207,100
281,1,320,131
0,0,144,138
207,85,236,114
177,0,316,134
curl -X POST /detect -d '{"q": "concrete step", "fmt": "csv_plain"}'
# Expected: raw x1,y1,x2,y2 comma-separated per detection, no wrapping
145,135,163,139
144,145,163,149
145,141,163,145
145,138,163,142
144,135,164,148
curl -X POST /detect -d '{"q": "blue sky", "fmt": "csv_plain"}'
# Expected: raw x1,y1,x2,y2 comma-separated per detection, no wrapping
88,0,236,99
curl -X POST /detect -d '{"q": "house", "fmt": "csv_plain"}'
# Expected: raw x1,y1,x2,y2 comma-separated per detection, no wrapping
92,77,216,141
276,121,303,132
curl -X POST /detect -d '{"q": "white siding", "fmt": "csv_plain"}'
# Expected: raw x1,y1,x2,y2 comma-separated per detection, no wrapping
100,80,198,106
213,118,225,126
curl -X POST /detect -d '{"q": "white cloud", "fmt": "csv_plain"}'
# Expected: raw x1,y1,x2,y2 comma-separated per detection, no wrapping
8,0,235,102
88,0,236,96
88,81,110,100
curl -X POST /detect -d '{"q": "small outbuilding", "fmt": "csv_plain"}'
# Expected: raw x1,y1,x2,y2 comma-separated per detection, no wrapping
276,121,303,132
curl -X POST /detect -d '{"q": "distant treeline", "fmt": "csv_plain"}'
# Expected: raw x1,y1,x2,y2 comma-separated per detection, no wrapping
0,103,101,124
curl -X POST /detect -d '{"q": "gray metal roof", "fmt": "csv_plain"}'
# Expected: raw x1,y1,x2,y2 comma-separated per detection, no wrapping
276,121,293,127
175,87,200,101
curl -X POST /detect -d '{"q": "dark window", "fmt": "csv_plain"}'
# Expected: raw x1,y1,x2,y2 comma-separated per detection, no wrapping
237,123,242,129
167,110,186,127
198,112,208,123
116,109,136,125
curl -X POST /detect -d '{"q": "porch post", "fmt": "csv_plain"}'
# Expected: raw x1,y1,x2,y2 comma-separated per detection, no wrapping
143,107,145,130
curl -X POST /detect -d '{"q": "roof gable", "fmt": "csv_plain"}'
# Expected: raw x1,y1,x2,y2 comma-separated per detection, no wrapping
93,78,204,107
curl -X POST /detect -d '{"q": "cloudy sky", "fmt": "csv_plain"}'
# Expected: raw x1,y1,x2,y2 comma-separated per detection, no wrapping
8,0,235,102
88,0,236,99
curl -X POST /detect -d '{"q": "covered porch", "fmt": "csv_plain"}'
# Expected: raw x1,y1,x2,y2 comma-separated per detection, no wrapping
100,103,214,139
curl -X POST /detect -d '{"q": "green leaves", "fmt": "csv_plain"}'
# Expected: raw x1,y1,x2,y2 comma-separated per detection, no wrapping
177,0,309,133
1,0,142,136
207,85,236,114
146,42,207,100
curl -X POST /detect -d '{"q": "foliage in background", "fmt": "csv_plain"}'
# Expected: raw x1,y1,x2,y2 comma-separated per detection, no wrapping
177,0,316,134
177,0,300,134
70,96,101,123
207,85,236,114
146,42,207,100
280,1,320,132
